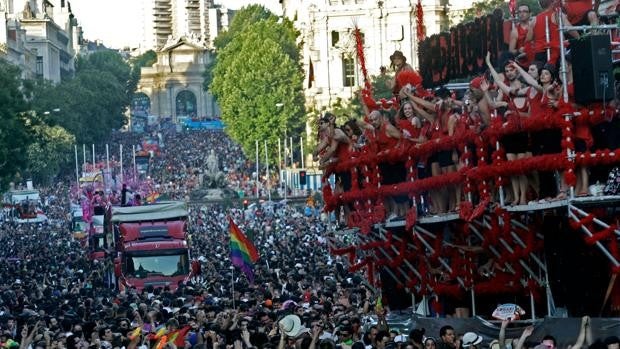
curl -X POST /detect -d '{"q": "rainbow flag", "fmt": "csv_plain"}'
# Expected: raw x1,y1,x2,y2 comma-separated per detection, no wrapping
229,216,259,282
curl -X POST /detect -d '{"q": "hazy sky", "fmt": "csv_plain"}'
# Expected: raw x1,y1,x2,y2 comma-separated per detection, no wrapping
70,0,282,49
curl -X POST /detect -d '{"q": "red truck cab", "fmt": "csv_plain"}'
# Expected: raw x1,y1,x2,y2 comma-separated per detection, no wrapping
109,201,193,292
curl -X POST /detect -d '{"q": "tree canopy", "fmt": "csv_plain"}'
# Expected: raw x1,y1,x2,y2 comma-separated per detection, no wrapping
0,50,133,188
26,124,75,185
31,50,131,145
213,5,277,51
0,59,32,191
209,6,305,162
128,50,157,98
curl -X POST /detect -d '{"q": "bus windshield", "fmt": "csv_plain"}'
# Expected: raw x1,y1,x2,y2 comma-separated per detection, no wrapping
73,219,88,232
125,250,189,279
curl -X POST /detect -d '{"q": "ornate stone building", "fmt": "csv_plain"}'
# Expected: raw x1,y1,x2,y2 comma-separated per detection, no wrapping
135,36,218,121
0,0,78,83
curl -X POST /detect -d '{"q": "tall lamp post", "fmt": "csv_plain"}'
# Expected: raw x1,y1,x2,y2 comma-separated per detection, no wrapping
275,103,286,199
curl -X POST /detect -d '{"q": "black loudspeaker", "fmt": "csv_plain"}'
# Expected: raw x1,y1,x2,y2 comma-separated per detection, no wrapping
571,35,614,104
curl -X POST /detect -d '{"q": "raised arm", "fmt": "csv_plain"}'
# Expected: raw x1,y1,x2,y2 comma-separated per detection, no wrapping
485,52,512,95
526,17,536,42
498,320,509,349
511,62,543,91
356,118,375,132
404,90,436,111
571,316,590,349
514,325,533,349
411,99,435,123
509,24,519,55
480,79,508,110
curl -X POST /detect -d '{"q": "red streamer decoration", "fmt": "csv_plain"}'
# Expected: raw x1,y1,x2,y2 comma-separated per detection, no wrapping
415,0,426,42
354,27,371,92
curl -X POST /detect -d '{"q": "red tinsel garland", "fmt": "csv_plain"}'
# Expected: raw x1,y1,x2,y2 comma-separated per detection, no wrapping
415,0,426,42
354,27,371,92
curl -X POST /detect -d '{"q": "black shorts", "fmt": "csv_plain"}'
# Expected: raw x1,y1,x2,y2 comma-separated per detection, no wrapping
335,171,352,192
535,129,562,154
379,162,407,185
502,132,529,154
437,150,455,167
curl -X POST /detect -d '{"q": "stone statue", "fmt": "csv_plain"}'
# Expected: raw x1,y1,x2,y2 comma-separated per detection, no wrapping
22,2,34,19
203,150,225,188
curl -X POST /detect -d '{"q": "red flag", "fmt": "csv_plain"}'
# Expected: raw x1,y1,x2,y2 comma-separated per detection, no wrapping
170,326,192,347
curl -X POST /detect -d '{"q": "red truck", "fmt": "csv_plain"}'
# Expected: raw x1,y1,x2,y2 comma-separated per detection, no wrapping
109,201,195,291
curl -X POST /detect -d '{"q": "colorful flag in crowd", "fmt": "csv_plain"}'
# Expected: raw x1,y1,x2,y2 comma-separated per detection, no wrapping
128,326,142,340
229,216,259,283
145,192,160,203
168,326,191,347
147,325,167,341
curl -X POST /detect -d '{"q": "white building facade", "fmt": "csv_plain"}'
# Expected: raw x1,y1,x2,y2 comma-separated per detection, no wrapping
281,0,474,111
136,36,219,121
0,0,78,83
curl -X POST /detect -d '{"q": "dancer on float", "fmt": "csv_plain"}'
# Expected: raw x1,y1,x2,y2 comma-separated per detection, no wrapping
467,77,493,129
447,91,482,210
396,99,428,213
562,56,593,196
509,3,534,66
404,88,459,213
389,50,415,96
316,112,352,225
512,61,569,199
342,119,368,192
484,52,532,206
563,0,599,28
367,109,405,220
527,0,579,65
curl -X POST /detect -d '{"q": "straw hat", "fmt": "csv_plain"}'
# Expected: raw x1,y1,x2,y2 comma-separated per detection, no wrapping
279,315,304,337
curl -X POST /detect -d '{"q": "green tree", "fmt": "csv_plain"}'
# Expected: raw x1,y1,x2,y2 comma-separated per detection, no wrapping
26,124,75,185
128,50,157,98
77,50,132,92
213,5,276,51
31,50,131,144
458,0,541,22
205,4,299,94
210,13,305,163
0,59,32,191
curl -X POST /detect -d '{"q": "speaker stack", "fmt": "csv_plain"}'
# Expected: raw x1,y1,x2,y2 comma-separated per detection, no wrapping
570,35,614,105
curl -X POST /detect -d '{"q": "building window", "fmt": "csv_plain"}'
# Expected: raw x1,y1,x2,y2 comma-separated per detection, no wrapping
36,56,43,78
342,55,355,87
331,31,339,47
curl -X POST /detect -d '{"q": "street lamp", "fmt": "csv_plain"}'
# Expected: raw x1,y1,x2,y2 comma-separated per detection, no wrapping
275,103,286,200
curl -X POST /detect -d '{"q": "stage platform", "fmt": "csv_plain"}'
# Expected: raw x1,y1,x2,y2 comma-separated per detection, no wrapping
351,195,620,230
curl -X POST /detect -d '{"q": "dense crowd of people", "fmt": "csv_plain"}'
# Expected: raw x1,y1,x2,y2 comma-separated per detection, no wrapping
1,1,620,348
107,129,263,200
